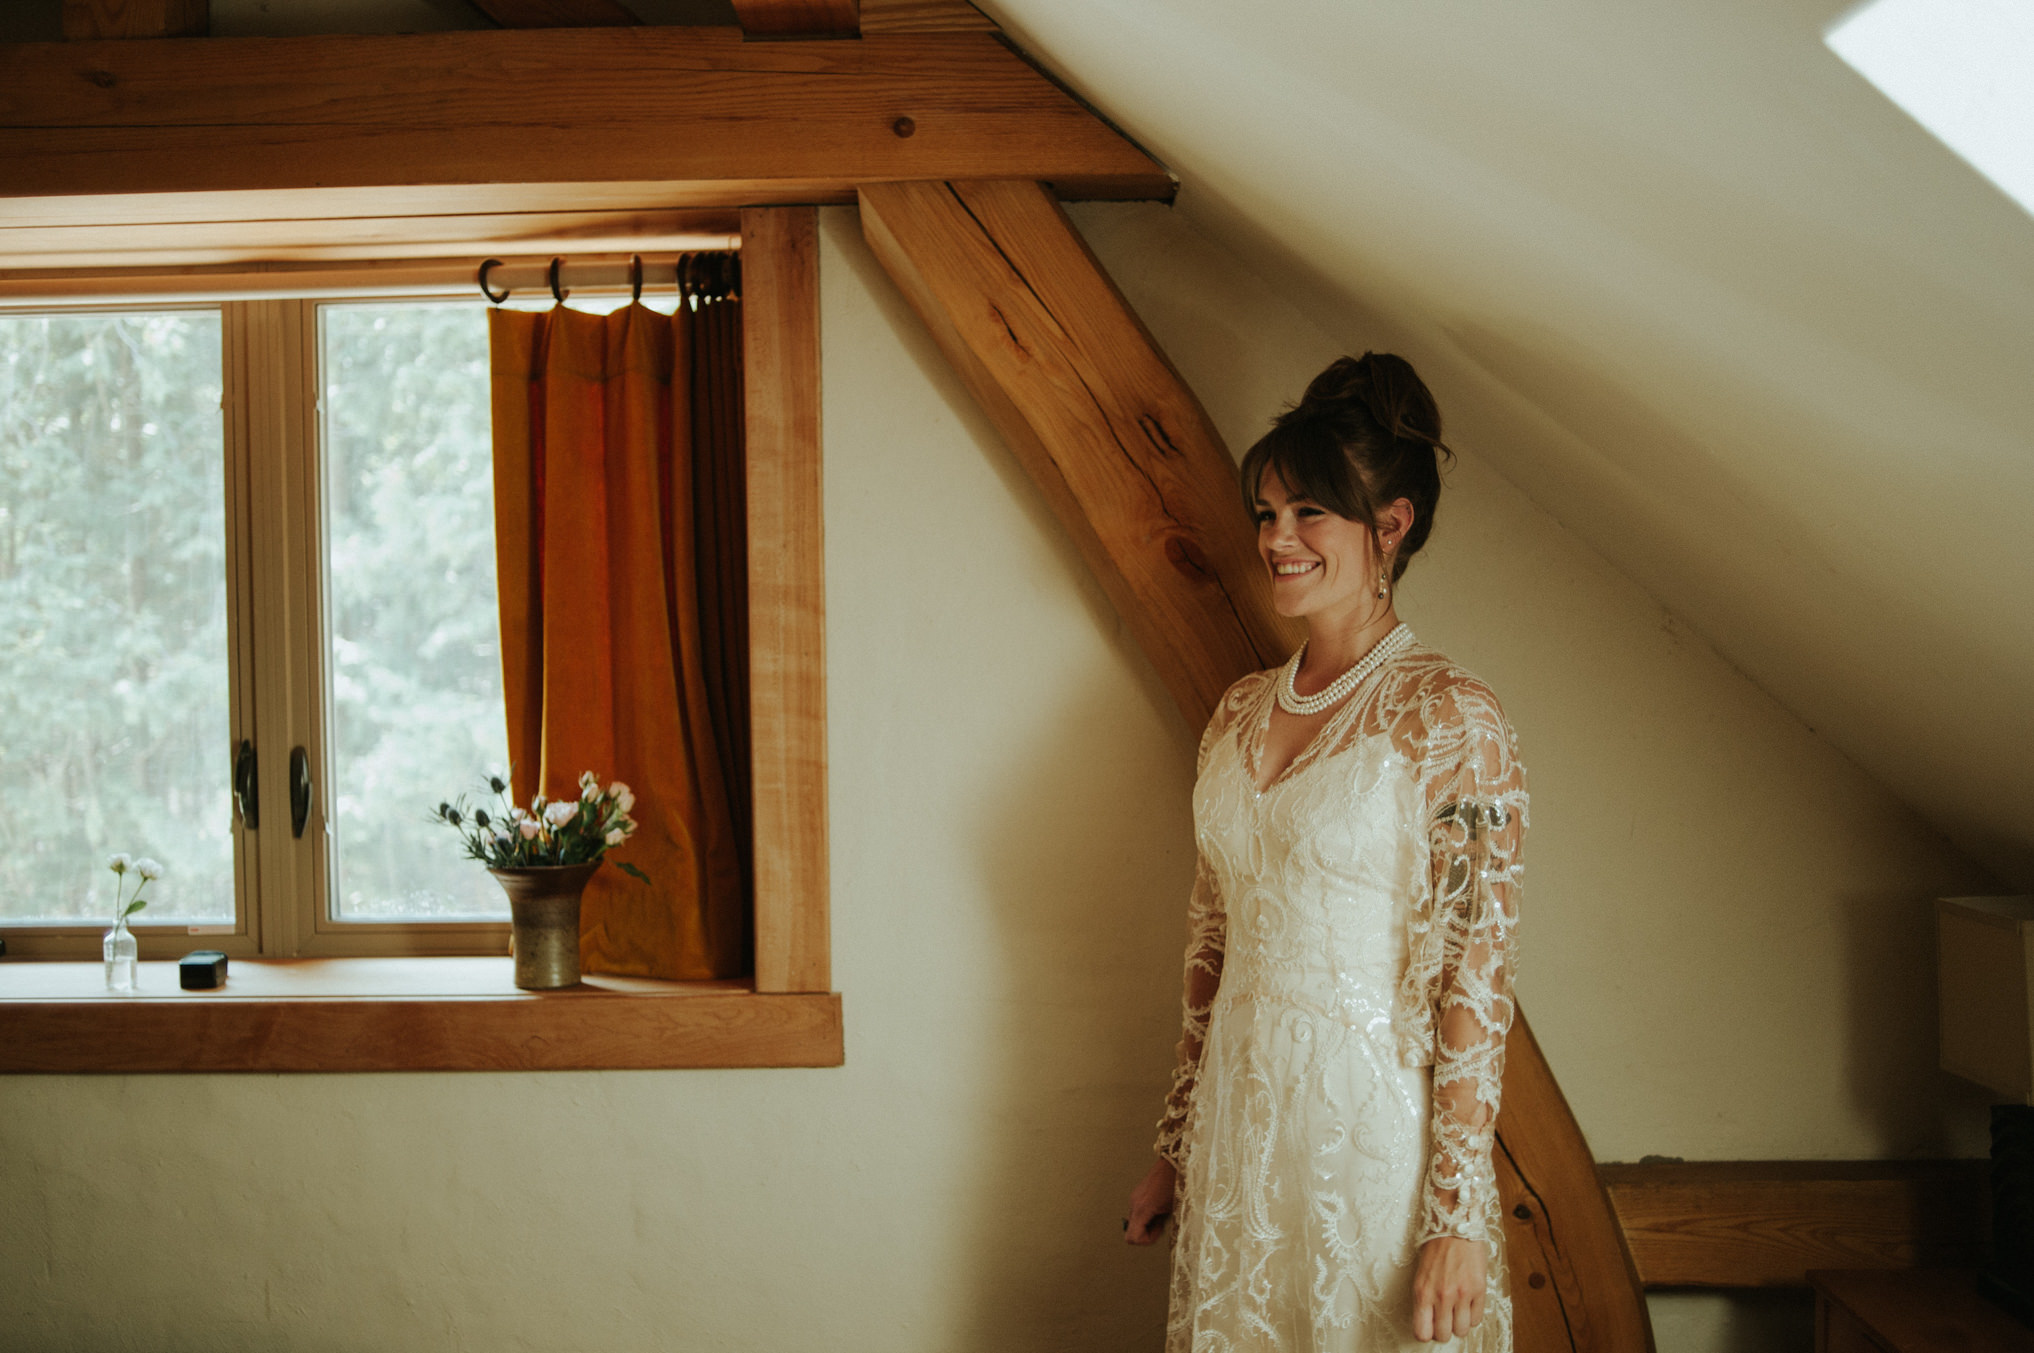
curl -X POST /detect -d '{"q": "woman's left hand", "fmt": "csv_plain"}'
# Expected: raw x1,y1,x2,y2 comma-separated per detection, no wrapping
1411,1235,1485,1342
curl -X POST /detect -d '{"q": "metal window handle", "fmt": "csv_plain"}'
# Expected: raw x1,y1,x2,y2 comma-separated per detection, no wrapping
290,746,313,840
233,739,258,830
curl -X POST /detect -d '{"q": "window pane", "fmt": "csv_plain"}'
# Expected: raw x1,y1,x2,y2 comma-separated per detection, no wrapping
0,311,233,925
321,302,508,920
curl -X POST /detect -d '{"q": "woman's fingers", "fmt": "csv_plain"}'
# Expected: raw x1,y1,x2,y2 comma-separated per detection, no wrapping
1411,1288,1484,1342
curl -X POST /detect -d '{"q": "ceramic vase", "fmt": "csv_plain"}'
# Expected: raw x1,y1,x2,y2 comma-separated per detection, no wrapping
489,862,601,990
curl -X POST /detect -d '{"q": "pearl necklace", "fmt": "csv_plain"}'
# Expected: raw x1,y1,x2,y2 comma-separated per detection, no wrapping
1276,624,1413,716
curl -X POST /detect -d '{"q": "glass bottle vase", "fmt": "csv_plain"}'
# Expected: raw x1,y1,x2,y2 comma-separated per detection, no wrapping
103,918,138,992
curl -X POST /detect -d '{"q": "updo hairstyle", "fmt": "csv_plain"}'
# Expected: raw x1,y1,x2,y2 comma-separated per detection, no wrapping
1239,352,1454,584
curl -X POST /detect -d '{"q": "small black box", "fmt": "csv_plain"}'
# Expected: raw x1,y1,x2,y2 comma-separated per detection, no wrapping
179,950,228,990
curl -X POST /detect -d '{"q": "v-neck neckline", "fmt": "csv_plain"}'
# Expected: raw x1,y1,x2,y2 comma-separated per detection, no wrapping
1242,675,1365,797
1239,635,1416,796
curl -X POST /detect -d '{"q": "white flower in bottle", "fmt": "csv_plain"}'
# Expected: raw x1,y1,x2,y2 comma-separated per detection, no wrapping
106,853,132,875
519,820,542,840
580,771,600,796
609,783,635,812
544,801,577,827
135,858,163,881
605,828,626,847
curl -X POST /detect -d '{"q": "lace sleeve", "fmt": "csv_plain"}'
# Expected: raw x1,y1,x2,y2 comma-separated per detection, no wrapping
1155,850,1226,1168
1153,678,1256,1169
1417,685,1526,1245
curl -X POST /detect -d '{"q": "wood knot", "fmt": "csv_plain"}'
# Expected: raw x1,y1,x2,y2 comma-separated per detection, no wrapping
85,69,117,89
1163,534,1211,580
1513,1204,1533,1220
892,116,916,138
1528,1272,1547,1290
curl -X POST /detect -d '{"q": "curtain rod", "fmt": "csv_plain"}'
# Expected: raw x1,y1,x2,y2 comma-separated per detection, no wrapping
479,252,739,307
0,249,741,309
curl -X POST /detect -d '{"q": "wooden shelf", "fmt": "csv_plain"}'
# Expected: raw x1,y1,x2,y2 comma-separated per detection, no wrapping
0,958,843,1072
1603,1159,1989,1287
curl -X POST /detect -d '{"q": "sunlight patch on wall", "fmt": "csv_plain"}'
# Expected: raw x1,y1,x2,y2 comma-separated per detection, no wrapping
1827,0,2034,216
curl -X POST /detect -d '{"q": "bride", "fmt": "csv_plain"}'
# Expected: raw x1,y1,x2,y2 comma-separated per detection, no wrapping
1123,353,1526,1352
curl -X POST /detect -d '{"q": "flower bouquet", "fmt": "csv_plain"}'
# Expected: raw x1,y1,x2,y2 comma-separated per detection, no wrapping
436,773,646,989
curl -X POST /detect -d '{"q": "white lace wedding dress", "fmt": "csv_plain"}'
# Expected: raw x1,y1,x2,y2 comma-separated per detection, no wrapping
1155,634,1526,1353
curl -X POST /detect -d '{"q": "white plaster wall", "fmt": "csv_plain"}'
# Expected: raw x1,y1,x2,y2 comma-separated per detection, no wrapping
0,205,1997,1352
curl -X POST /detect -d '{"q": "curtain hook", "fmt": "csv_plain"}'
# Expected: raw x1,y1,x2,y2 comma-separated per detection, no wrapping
630,254,643,305
677,253,695,309
728,251,741,301
478,258,509,305
548,257,569,306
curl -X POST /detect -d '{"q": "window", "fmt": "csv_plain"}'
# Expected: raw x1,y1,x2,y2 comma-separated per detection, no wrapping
0,308,233,934
1827,0,2034,218
1,295,524,957
0,210,832,1071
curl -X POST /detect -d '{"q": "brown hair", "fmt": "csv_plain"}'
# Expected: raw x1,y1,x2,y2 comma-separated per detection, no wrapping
1239,352,1454,584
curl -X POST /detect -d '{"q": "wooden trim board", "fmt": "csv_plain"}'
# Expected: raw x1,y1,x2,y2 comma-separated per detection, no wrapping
0,207,740,273
742,206,830,995
1603,1159,1990,1288
0,959,843,1071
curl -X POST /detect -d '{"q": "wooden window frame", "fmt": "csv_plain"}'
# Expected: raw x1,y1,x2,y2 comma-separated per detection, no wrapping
0,207,837,1070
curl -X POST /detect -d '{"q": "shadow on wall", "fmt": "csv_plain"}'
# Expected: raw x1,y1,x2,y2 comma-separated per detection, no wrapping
1837,884,1996,1155
1441,317,2034,888
1649,1287,1815,1348
957,669,1195,1352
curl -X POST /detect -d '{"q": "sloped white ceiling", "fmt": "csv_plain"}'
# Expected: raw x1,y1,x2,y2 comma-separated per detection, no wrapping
981,0,2034,887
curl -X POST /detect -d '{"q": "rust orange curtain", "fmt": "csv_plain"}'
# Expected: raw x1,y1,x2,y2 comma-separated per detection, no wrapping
490,300,746,980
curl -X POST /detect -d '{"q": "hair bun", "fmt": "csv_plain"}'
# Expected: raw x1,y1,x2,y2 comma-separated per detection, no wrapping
1293,353,1449,460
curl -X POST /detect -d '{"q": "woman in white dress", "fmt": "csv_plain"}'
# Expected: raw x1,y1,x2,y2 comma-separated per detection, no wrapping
1124,354,1525,1352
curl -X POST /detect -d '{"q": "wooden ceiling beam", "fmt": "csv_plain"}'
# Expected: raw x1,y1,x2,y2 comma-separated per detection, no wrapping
0,28,1169,234
62,0,206,39
466,0,639,26
730,0,858,38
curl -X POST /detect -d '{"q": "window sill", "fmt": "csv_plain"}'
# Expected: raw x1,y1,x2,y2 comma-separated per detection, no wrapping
0,958,842,1073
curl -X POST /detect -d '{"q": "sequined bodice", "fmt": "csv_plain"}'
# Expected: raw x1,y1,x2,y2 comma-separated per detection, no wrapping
1198,724,1418,1038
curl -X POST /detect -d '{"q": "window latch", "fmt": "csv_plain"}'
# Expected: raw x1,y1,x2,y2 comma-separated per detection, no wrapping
232,738,258,830
290,746,313,840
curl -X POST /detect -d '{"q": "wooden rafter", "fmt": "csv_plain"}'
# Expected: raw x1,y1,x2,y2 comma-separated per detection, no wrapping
860,178,1293,719
0,28,1168,249
859,178,1656,1352
467,0,639,25
62,0,206,39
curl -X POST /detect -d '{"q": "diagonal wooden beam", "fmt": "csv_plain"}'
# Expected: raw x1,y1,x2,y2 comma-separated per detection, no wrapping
859,178,1292,719
859,178,1655,1353
467,0,639,25
730,0,858,37
62,0,206,39
0,29,1167,231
